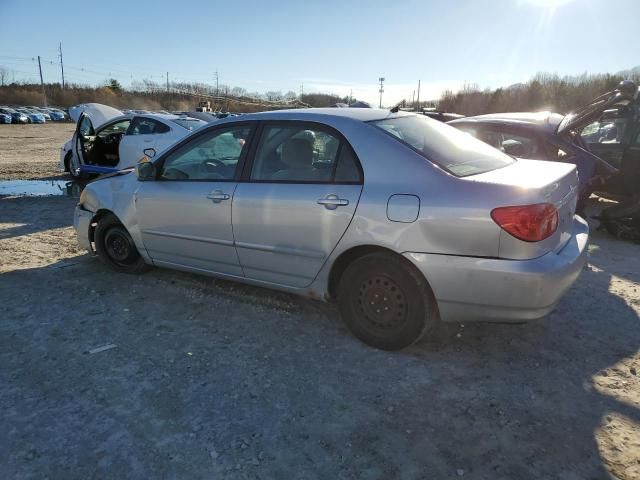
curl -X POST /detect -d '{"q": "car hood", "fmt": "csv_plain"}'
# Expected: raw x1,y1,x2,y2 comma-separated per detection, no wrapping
557,81,639,134
68,103,123,129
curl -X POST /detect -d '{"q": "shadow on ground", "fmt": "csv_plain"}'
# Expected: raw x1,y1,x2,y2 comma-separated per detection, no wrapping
1,203,638,479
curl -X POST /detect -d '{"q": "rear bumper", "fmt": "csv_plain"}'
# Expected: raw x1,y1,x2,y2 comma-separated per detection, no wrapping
74,205,94,253
404,215,589,323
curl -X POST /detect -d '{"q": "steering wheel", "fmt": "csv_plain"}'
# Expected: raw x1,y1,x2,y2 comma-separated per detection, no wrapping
198,158,226,179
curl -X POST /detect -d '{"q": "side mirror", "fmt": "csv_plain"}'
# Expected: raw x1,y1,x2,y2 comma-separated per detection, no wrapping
136,160,156,181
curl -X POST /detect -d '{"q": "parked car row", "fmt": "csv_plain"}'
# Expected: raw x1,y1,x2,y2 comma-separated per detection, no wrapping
0,105,68,124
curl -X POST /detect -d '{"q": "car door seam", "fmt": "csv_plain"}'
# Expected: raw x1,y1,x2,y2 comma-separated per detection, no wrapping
230,182,246,277
307,184,365,288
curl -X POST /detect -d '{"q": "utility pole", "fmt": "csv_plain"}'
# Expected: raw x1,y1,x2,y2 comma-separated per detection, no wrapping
58,42,65,89
300,83,304,99
37,56,47,106
412,90,415,109
214,70,219,97
349,89,353,105
378,77,385,108
416,79,421,112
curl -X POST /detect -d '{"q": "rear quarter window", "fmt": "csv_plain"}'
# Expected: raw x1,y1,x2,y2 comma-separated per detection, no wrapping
371,116,514,177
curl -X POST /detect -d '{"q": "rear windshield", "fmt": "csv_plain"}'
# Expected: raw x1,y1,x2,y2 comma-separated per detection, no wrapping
370,115,514,177
171,118,207,131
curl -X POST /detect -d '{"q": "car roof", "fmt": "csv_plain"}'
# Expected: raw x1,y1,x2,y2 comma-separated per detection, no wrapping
449,111,564,132
234,107,413,123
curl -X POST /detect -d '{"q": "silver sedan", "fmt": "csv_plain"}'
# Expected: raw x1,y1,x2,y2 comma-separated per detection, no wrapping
74,108,588,350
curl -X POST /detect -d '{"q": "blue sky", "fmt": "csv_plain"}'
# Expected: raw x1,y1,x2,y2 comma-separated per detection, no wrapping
1,0,639,105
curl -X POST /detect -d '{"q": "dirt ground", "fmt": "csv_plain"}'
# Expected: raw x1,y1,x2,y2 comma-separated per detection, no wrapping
1,123,639,479
0,122,75,180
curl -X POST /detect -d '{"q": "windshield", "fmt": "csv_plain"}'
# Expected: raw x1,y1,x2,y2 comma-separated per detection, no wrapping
370,115,514,177
171,117,208,131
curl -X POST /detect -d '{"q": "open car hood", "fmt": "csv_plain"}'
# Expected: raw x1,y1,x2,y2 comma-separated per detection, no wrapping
556,81,638,134
68,103,123,129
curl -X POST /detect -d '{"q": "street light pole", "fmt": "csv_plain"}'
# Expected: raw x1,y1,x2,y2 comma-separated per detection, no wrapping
378,77,385,108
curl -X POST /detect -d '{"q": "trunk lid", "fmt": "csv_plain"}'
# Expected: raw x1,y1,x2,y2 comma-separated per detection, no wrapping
469,159,579,259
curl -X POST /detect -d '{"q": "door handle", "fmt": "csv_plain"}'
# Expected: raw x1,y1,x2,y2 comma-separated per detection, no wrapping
206,190,231,203
317,194,349,210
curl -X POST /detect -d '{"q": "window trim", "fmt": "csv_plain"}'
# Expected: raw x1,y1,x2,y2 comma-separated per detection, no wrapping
152,121,258,183
239,120,364,185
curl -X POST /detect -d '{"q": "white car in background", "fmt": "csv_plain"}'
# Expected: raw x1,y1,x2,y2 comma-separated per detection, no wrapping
60,103,208,178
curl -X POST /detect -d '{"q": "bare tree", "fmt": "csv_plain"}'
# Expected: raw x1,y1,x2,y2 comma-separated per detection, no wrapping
231,86,247,97
284,90,297,101
0,67,8,87
265,90,283,101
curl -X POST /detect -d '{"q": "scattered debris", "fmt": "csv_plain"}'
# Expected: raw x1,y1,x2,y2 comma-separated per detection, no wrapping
87,344,117,354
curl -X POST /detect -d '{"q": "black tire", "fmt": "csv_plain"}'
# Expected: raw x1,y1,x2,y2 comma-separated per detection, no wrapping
95,214,151,274
337,252,438,350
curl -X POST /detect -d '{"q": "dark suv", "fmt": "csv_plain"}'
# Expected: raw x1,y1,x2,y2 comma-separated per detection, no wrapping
448,81,640,203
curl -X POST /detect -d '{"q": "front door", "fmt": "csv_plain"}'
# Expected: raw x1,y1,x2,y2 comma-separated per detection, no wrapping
579,110,633,168
74,113,95,167
232,122,363,287
135,124,255,276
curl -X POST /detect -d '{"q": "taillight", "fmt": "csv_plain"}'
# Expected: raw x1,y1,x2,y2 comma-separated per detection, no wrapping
491,203,558,242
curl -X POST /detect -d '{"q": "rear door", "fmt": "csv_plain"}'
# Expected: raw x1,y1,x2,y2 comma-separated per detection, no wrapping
119,117,168,168
232,121,363,287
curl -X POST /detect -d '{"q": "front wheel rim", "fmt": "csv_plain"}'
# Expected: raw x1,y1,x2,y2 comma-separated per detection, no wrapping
104,228,137,265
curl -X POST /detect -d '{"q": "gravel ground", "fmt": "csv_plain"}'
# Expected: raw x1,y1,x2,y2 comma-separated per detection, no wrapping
0,123,639,479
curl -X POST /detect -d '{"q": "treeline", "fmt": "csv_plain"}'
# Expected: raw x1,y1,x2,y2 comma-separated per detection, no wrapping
436,67,640,116
0,78,354,112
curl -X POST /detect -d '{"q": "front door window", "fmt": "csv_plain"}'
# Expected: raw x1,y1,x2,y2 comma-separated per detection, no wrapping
160,126,252,181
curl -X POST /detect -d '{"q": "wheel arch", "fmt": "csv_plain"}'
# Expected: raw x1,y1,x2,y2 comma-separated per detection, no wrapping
89,209,121,246
327,245,417,300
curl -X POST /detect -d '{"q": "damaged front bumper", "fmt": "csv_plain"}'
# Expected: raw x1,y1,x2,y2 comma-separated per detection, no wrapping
74,205,95,254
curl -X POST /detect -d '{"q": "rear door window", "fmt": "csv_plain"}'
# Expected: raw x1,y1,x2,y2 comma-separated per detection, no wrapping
477,128,545,159
127,117,170,135
249,123,362,183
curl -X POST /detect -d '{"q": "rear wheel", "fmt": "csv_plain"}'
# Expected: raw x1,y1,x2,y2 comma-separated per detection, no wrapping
95,214,151,274
337,252,438,350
